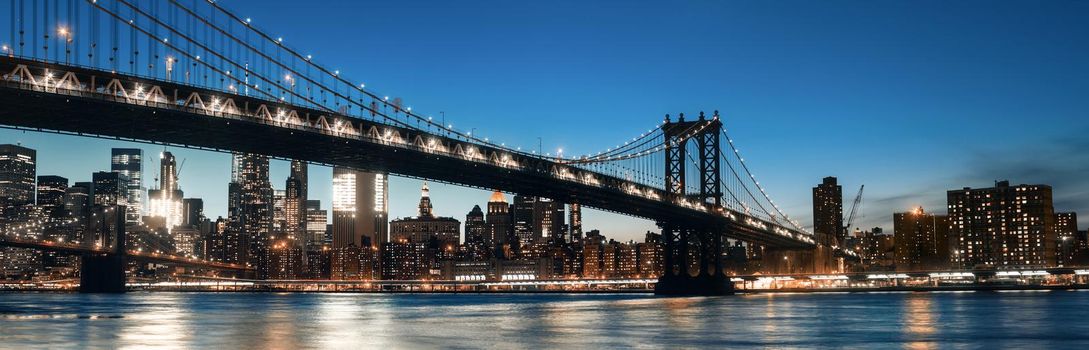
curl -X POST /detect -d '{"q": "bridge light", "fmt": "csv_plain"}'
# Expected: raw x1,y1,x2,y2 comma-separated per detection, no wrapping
246,18,252,24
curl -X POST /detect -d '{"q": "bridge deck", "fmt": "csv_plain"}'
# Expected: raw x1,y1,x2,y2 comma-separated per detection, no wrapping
0,56,815,249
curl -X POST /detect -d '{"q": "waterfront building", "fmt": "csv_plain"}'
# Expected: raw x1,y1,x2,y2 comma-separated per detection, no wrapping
440,258,554,282
381,241,428,280
265,241,305,280
305,248,332,279
947,181,1057,268
582,238,605,279
893,207,951,271
855,227,895,270
110,148,143,223
331,244,379,280
637,232,664,278
1055,212,1079,266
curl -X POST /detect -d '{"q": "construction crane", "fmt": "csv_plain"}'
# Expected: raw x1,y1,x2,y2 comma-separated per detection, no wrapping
843,185,864,237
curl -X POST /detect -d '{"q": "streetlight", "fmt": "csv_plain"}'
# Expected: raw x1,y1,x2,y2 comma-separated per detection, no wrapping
58,27,72,64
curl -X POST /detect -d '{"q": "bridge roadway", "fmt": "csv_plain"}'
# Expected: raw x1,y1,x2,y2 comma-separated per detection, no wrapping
0,237,252,272
0,56,815,249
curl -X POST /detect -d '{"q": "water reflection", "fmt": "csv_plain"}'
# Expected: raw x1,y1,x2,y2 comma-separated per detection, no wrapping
903,295,936,350
1,292,1088,348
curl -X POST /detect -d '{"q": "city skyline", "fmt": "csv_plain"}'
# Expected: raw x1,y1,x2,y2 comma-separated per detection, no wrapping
2,0,1086,238
3,1,1089,347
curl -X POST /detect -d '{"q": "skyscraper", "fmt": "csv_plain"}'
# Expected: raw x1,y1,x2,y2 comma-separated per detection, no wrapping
228,153,273,270
331,167,387,248
486,191,513,257
812,176,844,246
0,144,36,222
91,171,127,207
284,160,308,247
36,175,68,219
148,151,184,230
947,181,1057,268
111,148,143,223
535,198,565,243
465,205,488,260
182,198,204,227
511,195,565,245
512,195,536,246
568,203,583,243
893,207,951,271
305,200,328,251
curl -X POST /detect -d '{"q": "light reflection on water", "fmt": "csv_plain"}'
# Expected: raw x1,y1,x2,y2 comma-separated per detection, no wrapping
1,291,1088,349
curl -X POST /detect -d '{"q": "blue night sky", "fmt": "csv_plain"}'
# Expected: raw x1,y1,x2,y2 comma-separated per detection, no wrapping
3,0,1087,239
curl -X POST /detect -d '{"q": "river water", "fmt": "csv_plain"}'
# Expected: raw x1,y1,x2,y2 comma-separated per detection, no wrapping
1,291,1087,349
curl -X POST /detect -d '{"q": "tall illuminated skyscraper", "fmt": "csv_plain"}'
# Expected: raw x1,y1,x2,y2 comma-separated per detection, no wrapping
812,176,844,245
332,167,387,248
110,148,143,223
284,160,308,247
148,151,183,231
228,152,273,270
0,144,36,222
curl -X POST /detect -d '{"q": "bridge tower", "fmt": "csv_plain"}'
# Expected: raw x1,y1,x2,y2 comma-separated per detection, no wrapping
657,111,733,296
79,205,128,293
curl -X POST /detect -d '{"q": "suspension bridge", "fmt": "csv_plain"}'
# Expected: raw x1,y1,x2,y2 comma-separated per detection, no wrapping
0,0,854,295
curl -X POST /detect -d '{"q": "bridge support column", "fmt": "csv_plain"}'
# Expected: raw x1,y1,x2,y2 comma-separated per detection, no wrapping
79,254,126,293
79,205,127,293
656,225,734,296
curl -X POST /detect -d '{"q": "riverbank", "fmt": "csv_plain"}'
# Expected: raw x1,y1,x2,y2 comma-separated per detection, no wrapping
5,283,1089,294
